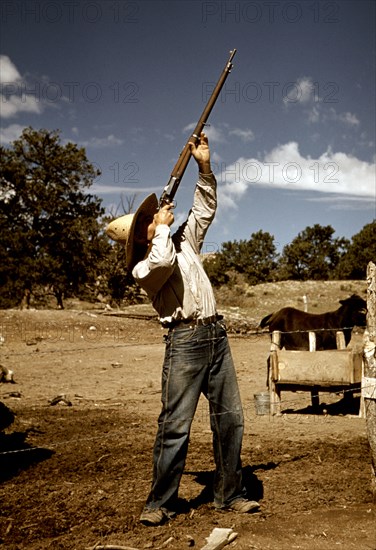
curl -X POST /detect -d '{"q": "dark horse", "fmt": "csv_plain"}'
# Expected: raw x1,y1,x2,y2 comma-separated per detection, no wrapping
259,294,366,350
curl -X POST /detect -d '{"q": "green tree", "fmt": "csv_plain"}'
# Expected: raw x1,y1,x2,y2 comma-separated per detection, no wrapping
221,230,278,284
243,230,279,284
0,127,106,308
336,221,376,279
278,224,349,281
202,253,230,287
101,243,145,306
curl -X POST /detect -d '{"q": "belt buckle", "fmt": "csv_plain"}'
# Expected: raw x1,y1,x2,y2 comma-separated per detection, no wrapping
164,314,221,330
197,315,216,326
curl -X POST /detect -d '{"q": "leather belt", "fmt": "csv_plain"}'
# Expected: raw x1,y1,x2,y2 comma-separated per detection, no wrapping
163,314,223,330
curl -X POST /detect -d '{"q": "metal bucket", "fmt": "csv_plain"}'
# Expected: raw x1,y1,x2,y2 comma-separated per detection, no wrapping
254,392,270,415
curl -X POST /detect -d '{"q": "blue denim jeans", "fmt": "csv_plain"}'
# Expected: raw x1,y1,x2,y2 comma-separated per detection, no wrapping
144,319,246,512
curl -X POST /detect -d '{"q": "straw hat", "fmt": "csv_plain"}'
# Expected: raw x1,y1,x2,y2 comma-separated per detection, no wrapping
106,193,158,269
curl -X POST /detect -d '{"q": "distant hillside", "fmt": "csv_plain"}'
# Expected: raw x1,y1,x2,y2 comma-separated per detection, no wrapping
55,279,367,335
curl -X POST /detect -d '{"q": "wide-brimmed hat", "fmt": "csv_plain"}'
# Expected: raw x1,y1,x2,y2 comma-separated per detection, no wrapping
106,193,158,269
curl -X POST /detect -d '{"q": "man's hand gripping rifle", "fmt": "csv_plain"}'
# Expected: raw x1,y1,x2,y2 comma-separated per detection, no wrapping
159,49,236,208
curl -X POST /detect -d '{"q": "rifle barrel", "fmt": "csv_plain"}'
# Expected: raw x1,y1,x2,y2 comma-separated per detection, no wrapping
160,49,237,206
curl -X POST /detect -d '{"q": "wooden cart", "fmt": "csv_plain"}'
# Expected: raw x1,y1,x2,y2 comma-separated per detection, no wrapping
268,330,363,416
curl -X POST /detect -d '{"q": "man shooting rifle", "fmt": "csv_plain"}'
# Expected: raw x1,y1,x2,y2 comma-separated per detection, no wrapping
106,52,260,526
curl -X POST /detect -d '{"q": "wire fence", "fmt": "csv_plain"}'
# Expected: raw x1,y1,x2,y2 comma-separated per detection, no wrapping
0,380,370,459
0,324,373,458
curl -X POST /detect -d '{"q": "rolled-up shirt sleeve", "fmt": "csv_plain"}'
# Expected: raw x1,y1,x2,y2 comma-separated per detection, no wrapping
132,224,176,299
185,172,217,254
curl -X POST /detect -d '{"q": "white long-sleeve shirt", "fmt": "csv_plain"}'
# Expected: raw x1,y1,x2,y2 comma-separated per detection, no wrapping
132,172,218,325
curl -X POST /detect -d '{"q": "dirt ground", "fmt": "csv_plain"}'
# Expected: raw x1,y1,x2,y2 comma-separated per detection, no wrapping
0,280,375,550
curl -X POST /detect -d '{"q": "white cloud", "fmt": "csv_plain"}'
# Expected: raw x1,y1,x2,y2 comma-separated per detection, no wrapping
284,77,361,129
298,77,315,103
305,195,376,211
313,107,360,127
284,76,315,105
0,55,44,119
1,93,43,118
337,111,360,127
229,128,255,142
0,55,21,83
217,141,375,207
308,106,320,123
0,123,25,144
79,134,124,148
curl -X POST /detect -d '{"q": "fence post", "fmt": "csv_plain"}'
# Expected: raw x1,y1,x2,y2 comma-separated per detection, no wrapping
269,330,281,415
363,261,376,500
308,331,319,408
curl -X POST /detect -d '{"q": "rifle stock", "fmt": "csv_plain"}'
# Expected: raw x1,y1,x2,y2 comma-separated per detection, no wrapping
159,49,236,207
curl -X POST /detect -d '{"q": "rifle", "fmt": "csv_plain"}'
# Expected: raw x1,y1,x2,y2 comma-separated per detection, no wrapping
159,49,237,207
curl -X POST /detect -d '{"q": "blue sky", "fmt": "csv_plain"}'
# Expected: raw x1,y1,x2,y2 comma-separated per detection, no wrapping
1,0,375,253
